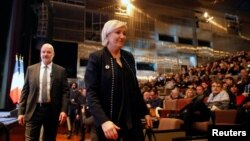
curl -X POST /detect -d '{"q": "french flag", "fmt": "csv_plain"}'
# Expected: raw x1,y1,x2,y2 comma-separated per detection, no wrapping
10,55,24,104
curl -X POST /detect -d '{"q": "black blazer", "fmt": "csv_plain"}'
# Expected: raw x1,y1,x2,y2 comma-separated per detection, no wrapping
84,47,148,127
18,63,69,121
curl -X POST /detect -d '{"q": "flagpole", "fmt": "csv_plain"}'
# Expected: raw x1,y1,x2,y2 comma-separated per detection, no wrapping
17,55,24,109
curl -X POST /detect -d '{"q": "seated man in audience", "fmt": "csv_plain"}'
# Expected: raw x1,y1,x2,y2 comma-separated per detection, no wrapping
237,69,250,96
206,80,230,125
165,86,183,100
223,77,237,109
147,88,163,108
196,85,208,103
207,79,230,110
143,91,151,108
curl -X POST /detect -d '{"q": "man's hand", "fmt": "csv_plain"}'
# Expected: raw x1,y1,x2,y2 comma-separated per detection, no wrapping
145,115,153,128
18,115,25,126
59,112,67,125
101,121,120,140
243,102,250,109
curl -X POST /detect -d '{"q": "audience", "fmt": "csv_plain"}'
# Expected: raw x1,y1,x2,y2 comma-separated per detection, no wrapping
137,51,250,135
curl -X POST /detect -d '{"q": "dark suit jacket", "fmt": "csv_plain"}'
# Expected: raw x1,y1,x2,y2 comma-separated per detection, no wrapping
18,63,69,121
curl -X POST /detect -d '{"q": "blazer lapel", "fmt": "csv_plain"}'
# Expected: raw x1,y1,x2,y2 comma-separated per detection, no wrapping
35,64,41,90
50,64,55,89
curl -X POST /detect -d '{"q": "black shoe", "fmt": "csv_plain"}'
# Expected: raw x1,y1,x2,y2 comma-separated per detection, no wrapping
67,134,71,139
80,134,85,141
67,131,71,139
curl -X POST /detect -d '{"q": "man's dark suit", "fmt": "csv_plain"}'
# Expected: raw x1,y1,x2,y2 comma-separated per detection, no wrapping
18,63,69,141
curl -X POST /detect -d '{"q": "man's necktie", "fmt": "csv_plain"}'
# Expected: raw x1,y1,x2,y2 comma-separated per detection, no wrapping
42,66,48,102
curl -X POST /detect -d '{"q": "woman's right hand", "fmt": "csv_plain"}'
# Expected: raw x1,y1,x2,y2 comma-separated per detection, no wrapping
101,120,120,140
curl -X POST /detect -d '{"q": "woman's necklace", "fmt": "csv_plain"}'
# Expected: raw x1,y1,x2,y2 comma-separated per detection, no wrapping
112,53,122,67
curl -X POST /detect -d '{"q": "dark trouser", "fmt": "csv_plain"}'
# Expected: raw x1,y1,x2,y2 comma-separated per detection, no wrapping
80,123,85,140
182,104,211,136
68,106,79,133
25,104,58,141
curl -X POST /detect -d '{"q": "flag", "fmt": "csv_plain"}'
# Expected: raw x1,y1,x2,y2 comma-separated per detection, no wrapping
9,55,24,104
18,56,24,103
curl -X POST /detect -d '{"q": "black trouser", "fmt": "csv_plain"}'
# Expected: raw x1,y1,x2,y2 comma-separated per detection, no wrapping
25,104,58,141
68,106,80,133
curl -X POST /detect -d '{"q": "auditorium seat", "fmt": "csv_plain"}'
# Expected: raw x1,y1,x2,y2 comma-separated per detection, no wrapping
176,98,191,112
214,109,238,125
158,118,184,130
143,117,186,141
164,99,177,110
192,121,211,132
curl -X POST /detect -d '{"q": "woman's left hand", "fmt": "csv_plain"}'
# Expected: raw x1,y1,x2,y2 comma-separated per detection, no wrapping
101,120,120,140
59,112,67,125
145,115,153,128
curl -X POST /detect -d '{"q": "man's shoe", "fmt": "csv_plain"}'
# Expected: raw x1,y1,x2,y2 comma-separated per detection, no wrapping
74,130,79,135
67,131,71,139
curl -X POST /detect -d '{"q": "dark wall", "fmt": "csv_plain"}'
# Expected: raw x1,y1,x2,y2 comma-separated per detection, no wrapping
30,40,78,78
0,0,13,109
53,41,78,78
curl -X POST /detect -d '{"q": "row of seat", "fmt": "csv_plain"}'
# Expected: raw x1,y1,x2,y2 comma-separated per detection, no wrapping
154,109,238,131
145,109,238,141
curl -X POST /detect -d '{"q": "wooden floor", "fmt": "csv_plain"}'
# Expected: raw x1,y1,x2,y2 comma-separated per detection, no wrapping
9,123,90,141
56,124,90,141
56,132,88,141
56,133,81,141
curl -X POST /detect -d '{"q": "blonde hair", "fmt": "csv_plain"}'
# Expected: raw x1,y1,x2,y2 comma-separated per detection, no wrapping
184,88,196,98
101,19,127,46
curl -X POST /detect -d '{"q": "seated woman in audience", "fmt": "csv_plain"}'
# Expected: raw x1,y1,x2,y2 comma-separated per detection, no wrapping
236,92,250,129
230,83,246,108
184,88,196,99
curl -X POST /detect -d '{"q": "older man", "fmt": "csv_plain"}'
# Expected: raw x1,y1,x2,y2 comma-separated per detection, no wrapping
207,79,230,110
18,43,69,141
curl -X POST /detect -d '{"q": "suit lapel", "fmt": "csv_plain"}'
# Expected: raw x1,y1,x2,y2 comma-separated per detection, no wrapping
50,64,55,89
35,64,41,89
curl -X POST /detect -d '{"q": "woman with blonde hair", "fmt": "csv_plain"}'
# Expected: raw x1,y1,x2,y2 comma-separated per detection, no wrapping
184,88,196,99
84,19,152,141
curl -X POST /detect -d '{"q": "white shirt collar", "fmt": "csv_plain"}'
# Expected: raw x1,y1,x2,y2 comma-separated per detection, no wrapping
41,62,53,69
